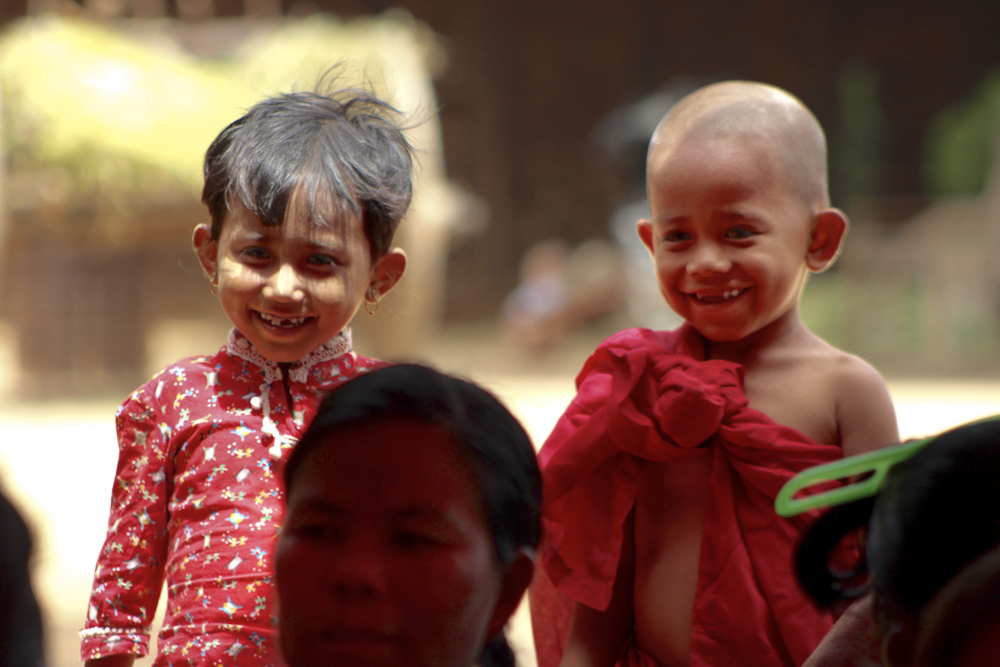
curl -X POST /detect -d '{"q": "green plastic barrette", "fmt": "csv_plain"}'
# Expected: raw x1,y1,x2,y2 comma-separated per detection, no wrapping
775,414,1000,518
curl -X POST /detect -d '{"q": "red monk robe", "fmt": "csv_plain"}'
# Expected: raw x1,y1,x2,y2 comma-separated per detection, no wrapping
531,325,838,667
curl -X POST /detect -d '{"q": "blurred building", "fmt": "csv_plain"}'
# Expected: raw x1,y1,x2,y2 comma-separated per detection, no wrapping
3,0,1000,388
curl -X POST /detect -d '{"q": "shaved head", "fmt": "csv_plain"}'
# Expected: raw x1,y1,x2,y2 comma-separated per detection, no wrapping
649,81,829,210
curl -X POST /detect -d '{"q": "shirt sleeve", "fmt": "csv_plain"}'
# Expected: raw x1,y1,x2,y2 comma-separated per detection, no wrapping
80,382,173,660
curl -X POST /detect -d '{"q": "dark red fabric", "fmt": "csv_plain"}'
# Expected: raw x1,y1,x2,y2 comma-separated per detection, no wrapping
533,325,838,667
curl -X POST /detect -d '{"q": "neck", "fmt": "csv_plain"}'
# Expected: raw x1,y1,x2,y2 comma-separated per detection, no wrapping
704,305,806,366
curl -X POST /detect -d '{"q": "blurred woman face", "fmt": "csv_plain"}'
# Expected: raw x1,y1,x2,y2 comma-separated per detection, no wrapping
276,418,506,667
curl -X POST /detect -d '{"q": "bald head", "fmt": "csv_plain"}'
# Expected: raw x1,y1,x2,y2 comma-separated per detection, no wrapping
649,81,830,210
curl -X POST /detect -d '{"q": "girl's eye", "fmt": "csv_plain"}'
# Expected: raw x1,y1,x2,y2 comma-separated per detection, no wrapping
663,230,690,243
308,254,338,267
725,227,757,240
240,246,270,261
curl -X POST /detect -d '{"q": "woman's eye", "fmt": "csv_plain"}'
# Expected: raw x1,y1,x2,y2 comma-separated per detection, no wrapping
392,531,443,549
725,227,757,240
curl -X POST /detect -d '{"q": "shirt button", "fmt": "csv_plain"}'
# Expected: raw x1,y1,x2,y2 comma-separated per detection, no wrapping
250,396,262,410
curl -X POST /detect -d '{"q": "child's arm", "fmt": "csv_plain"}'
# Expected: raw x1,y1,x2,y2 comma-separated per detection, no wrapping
559,508,636,667
835,358,899,458
81,389,172,662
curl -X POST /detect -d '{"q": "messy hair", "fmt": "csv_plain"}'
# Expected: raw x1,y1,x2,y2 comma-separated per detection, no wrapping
202,86,415,259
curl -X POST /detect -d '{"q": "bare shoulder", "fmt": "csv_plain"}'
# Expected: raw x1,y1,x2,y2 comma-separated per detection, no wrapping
813,342,899,457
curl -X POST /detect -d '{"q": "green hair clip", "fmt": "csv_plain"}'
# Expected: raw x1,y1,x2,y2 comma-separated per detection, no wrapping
775,414,1000,518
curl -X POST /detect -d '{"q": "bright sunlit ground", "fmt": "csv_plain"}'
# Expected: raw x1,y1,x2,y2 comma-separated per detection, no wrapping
3,323,1000,667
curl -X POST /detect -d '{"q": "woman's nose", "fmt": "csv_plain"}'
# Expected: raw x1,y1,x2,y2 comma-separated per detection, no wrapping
263,264,306,302
329,543,388,599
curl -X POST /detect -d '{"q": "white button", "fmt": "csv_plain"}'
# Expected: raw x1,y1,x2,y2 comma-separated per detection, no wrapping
250,396,262,410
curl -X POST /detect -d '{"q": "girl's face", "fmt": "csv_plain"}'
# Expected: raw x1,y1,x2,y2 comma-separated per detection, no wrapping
194,194,404,363
276,419,508,667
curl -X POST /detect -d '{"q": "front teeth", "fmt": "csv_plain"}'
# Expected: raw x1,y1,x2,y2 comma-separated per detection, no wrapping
722,289,742,299
259,312,308,327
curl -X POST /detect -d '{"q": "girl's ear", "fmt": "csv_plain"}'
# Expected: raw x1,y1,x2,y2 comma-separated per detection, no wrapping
806,208,849,272
193,224,219,285
486,549,535,640
369,248,407,298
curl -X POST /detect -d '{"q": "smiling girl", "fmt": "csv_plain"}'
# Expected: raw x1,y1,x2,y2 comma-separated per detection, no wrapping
80,86,412,667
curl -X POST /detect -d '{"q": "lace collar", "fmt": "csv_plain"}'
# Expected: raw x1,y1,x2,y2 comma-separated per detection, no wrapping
224,328,353,384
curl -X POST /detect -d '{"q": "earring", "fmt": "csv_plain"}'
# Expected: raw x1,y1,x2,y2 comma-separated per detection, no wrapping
365,287,380,316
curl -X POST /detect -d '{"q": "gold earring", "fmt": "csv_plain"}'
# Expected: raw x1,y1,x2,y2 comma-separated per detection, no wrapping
365,287,380,315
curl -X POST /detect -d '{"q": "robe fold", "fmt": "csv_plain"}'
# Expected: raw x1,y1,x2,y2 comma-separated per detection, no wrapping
532,325,838,667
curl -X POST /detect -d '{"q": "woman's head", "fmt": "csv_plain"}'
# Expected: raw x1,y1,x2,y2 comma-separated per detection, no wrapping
277,364,541,667
797,419,1000,666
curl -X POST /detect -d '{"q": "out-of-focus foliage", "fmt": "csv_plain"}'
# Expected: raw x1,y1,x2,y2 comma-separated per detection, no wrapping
0,12,442,214
924,70,1000,197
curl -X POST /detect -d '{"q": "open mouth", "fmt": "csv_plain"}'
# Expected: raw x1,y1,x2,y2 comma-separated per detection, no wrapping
690,288,748,304
256,311,314,329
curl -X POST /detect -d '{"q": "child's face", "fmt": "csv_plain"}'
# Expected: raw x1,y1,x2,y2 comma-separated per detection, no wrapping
638,133,816,343
195,197,402,362
276,418,507,667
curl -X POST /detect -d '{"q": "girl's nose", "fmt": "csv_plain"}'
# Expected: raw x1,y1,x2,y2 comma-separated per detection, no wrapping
263,264,306,302
686,243,731,277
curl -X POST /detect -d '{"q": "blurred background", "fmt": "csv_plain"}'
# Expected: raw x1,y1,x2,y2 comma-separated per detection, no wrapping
3,0,1000,665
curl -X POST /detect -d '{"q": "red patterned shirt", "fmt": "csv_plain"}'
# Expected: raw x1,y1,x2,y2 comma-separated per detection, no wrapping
81,328,381,666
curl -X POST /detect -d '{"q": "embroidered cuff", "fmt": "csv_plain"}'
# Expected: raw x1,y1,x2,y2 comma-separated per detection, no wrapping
80,626,150,660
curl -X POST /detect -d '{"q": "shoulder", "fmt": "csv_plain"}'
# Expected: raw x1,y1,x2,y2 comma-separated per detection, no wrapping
815,344,898,457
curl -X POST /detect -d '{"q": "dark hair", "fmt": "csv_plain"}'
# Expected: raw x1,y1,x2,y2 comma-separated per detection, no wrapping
284,364,542,667
796,420,1000,631
202,86,414,259
914,546,1000,667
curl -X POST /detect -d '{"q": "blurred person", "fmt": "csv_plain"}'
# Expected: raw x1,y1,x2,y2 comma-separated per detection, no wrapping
915,546,1000,667
0,485,44,667
80,83,412,666
530,81,898,667
795,418,1000,667
276,363,539,667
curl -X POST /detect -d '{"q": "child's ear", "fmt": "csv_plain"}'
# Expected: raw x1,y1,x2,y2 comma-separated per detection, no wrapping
369,248,407,298
636,219,655,253
806,208,849,272
193,224,219,285
486,549,535,640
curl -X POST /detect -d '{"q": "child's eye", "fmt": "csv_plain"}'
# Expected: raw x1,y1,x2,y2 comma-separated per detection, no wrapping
239,246,271,261
307,254,339,267
663,230,690,243
725,227,757,240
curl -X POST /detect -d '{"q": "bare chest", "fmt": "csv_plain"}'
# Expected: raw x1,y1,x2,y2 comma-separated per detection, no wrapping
740,364,841,448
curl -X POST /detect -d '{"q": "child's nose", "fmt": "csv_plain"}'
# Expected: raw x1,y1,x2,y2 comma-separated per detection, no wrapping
686,243,731,276
264,264,306,302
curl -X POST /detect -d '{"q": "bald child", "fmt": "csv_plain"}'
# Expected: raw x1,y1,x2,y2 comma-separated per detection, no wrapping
533,81,897,667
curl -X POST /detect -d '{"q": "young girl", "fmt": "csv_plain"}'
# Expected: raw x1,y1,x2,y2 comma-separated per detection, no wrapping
276,364,540,667
80,86,413,667
794,418,1000,667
